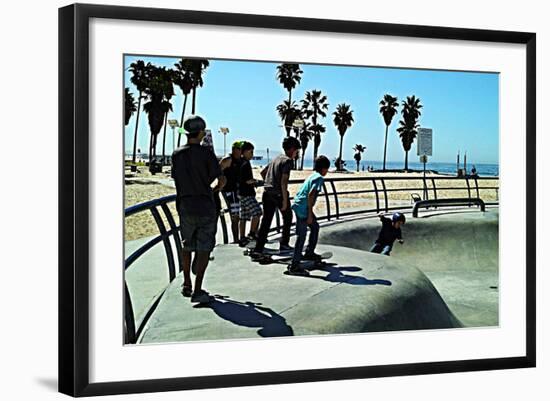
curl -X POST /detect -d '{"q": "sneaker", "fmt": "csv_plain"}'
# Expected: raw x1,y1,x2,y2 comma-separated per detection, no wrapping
279,244,294,253
238,237,250,248
249,250,266,261
303,252,322,261
181,283,192,297
287,263,310,276
191,289,212,304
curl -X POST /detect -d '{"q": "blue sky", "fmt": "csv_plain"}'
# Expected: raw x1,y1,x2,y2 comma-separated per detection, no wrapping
124,55,499,165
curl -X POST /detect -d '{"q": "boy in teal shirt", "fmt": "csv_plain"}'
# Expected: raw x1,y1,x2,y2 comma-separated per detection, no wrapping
288,156,331,275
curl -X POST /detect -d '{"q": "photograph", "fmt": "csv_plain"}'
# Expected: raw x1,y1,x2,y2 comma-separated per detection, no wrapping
123,55,500,345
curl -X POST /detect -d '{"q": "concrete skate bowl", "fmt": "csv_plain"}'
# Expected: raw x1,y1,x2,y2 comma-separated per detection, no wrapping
317,209,499,328
124,176,499,344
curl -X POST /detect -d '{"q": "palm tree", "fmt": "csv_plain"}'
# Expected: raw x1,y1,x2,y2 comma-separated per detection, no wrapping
333,103,354,171
276,63,303,103
379,94,399,170
124,87,137,126
397,95,423,171
129,60,152,163
298,122,314,170
143,66,174,171
160,68,176,163
173,58,194,147
189,59,210,114
353,144,366,172
276,100,301,137
301,89,329,161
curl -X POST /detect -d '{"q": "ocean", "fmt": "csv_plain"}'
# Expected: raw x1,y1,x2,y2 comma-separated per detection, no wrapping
263,159,499,177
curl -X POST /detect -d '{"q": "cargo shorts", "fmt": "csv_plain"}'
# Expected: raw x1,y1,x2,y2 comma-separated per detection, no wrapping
178,212,218,252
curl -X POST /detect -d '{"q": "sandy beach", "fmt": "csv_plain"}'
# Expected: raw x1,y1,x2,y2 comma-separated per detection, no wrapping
125,165,499,241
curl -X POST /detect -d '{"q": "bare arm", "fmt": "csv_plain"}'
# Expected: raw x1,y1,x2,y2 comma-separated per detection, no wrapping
260,166,268,180
307,188,318,224
280,173,290,211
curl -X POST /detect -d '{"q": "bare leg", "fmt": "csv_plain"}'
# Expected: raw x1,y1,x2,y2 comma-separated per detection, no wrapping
250,215,260,235
193,251,211,292
181,251,192,288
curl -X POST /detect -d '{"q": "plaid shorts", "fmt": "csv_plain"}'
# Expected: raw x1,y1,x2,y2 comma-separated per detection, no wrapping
222,191,240,217
239,195,262,221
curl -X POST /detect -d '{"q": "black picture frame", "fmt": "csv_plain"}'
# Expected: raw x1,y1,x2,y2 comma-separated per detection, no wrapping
58,3,536,397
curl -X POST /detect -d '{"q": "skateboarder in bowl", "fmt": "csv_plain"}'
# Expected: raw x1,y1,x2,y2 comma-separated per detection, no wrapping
370,212,406,256
287,156,331,275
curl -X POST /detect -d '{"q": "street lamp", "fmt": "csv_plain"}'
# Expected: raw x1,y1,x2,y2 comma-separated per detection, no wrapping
168,119,179,155
219,127,230,155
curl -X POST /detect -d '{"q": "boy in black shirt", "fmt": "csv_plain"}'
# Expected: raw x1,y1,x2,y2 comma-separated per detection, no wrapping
238,141,262,247
370,212,406,256
219,141,244,243
171,115,224,304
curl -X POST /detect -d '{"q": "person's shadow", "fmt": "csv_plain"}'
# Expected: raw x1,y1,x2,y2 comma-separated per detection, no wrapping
307,265,392,286
195,295,294,337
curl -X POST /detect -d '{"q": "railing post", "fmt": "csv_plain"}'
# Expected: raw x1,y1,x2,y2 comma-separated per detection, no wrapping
219,212,229,244
151,206,176,281
431,178,438,201
465,177,472,206
124,282,137,344
329,180,340,219
372,179,380,213
160,204,183,272
322,181,331,221
380,178,389,212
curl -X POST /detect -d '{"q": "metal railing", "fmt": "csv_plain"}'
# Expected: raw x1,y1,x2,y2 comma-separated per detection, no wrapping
124,175,498,343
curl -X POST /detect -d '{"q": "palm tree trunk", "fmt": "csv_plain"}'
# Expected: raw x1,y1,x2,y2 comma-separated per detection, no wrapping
177,94,188,147
131,93,142,163
382,125,389,171
338,135,344,170
192,88,197,114
300,144,307,170
288,90,292,104
148,134,154,166
356,159,360,172
161,113,168,163
313,133,320,161
404,150,409,171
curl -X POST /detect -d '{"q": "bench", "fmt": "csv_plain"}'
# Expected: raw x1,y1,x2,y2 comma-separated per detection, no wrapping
412,198,485,217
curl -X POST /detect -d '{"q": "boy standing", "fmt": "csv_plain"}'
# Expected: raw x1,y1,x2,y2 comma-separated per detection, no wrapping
370,212,406,256
288,156,331,275
238,141,263,247
251,137,301,259
171,115,225,303
219,140,243,243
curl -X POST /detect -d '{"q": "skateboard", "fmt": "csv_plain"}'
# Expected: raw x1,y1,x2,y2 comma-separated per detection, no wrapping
242,247,293,257
268,251,333,267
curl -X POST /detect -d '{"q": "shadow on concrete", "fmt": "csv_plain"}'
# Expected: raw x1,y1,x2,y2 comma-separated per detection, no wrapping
195,295,294,337
307,265,393,286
